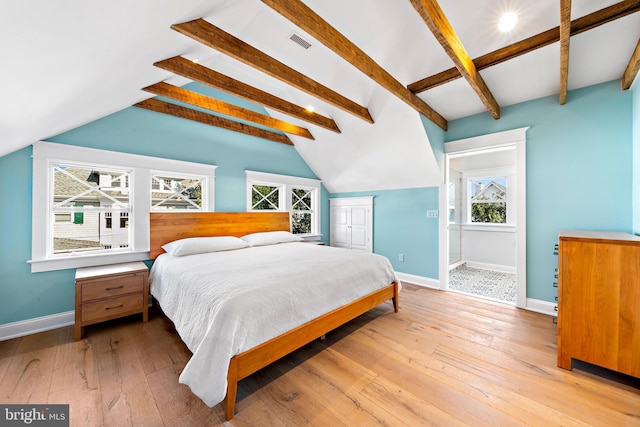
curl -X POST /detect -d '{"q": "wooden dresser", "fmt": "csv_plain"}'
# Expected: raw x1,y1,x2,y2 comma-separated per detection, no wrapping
74,261,149,340
557,230,640,378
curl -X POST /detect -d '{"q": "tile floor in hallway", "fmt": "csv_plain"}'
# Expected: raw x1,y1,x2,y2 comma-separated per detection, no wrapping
449,263,516,304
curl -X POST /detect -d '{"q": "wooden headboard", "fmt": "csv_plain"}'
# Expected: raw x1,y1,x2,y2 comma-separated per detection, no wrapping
149,212,291,259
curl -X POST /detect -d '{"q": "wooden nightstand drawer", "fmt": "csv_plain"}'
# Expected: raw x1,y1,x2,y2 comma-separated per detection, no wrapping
81,274,144,302
81,293,144,323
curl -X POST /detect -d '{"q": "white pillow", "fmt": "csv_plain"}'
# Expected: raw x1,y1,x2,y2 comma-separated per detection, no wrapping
241,231,303,246
162,236,250,256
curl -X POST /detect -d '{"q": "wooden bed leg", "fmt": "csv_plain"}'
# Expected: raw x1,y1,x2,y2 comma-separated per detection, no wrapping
392,282,399,313
225,357,238,420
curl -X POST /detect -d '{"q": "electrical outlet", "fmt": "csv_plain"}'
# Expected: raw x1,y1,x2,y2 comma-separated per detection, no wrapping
426,210,439,218
398,253,404,262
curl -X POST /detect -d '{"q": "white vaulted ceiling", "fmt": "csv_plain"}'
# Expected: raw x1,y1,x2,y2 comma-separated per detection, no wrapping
1,0,638,192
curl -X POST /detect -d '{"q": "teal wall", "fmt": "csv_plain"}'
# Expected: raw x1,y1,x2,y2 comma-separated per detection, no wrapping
633,83,640,235
1,79,635,326
421,114,446,177
0,83,323,325
330,188,440,278
446,80,633,302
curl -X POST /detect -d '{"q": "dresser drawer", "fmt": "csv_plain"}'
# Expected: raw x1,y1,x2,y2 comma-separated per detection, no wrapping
81,293,144,323
81,274,144,302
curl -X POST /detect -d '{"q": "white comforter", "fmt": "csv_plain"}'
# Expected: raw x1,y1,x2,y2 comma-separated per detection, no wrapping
149,242,398,406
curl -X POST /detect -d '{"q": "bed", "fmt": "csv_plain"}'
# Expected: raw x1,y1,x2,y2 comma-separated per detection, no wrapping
148,211,399,420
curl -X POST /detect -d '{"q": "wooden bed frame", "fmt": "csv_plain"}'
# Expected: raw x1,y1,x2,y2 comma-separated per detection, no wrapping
149,212,399,420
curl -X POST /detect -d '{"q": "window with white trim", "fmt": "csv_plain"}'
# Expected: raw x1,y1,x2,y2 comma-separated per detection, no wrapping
246,170,321,236
462,167,515,226
151,173,205,211
291,187,313,234
31,141,216,272
469,176,507,224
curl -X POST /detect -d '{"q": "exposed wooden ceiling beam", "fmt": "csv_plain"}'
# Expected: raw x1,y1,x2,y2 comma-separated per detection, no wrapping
409,0,500,119
154,56,340,133
135,98,293,145
261,0,448,131
171,18,374,124
559,0,572,105
621,38,640,90
142,81,314,140
409,0,640,93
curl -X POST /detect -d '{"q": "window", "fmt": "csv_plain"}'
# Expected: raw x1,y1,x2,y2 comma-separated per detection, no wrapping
31,141,216,272
246,171,321,237
291,187,313,234
55,213,72,223
251,184,281,211
151,173,205,211
469,177,507,223
120,212,129,228
51,164,131,255
461,167,515,226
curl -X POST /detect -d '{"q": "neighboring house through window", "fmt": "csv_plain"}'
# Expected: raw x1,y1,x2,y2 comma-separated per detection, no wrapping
246,170,321,238
31,141,216,272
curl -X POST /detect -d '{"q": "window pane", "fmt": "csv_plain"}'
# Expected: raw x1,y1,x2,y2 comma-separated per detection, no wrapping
292,213,311,234
471,202,506,223
252,185,280,210
53,165,130,209
470,177,507,223
151,174,204,211
292,188,312,211
53,211,129,254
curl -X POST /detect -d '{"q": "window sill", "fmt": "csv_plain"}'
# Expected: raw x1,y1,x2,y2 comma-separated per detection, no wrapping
461,224,516,233
28,251,150,273
297,233,323,242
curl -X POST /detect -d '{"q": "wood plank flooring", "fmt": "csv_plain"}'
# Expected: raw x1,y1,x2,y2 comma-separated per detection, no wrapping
1,284,639,426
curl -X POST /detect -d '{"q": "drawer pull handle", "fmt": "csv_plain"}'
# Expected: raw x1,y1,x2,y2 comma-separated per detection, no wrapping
105,286,124,291
106,304,124,311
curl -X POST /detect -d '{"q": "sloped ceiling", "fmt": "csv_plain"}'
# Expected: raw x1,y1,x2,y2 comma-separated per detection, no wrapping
1,0,638,193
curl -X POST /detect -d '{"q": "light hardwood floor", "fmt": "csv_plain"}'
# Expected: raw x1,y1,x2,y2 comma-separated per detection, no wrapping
1,284,639,426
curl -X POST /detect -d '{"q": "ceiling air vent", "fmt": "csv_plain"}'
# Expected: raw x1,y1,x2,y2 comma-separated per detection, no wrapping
289,33,312,49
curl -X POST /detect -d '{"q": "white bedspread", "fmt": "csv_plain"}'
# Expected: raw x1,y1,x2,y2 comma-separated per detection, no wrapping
149,242,398,406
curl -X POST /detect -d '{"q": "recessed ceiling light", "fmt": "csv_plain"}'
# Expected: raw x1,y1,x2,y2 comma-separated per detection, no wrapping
498,12,518,32
191,58,199,64
305,105,314,113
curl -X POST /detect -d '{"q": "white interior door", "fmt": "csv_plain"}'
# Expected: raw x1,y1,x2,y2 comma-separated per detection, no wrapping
349,206,369,251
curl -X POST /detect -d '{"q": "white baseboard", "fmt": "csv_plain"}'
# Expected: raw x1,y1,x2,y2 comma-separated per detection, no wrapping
397,271,558,317
0,295,557,342
395,272,441,290
0,311,74,341
526,298,557,317
464,261,516,274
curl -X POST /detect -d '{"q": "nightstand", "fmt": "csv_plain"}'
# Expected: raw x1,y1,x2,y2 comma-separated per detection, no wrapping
74,261,149,340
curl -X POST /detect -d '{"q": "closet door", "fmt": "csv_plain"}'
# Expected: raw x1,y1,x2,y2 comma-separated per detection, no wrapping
329,197,373,252
330,205,350,249
349,205,369,251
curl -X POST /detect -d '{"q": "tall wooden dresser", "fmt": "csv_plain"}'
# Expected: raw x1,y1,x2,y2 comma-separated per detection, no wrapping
557,230,640,378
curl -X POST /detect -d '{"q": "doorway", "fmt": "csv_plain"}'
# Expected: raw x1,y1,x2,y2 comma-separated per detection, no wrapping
439,128,527,308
